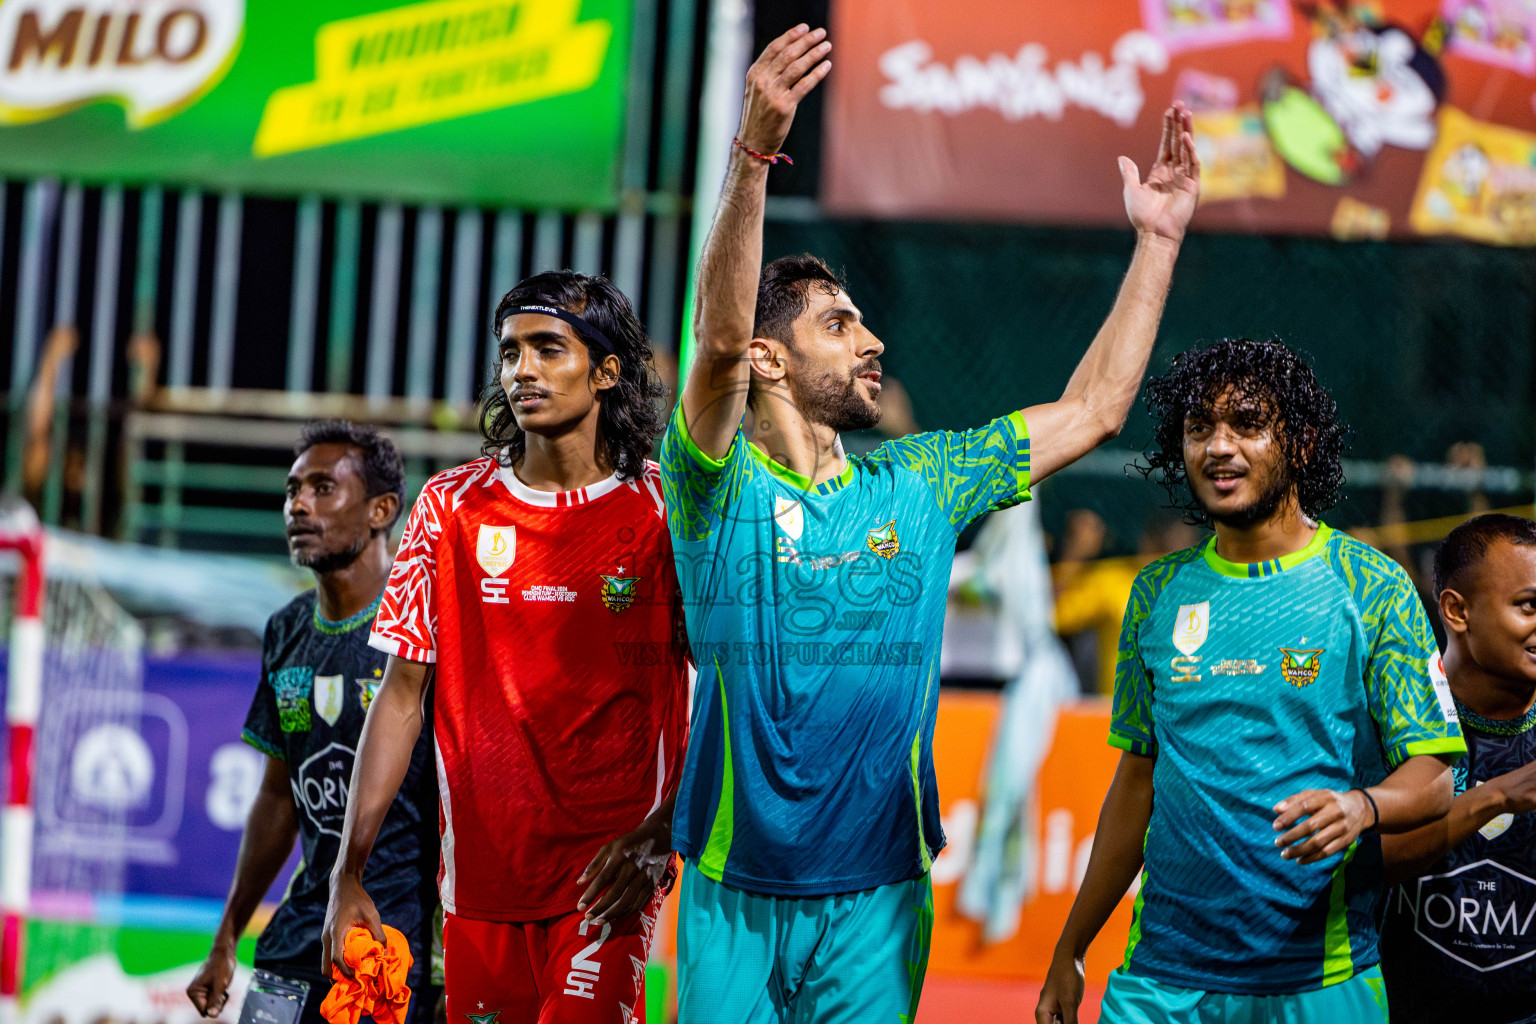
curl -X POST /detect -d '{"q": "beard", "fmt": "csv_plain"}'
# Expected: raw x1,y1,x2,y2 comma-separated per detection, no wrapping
290,531,369,575
1205,456,1294,529
787,360,882,432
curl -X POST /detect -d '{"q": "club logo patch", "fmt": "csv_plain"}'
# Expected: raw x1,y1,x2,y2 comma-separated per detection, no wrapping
272,666,313,733
866,520,900,559
1172,602,1209,656
773,496,803,541
314,674,344,727
1278,648,1324,688
598,574,640,613
476,525,516,577
357,670,382,713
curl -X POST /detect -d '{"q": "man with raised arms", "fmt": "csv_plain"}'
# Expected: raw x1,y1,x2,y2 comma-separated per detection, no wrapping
661,23,1199,1023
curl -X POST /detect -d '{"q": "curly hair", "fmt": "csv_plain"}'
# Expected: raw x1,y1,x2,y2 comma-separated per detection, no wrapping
754,254,846,344
483,271,664,481
295,419,405,529
1140,338,1349,526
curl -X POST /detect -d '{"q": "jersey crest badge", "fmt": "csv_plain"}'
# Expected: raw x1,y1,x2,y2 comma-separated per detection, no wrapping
464,1013,501,1024
357,671,382,713
774,496,804,541
599,574,641,613
477,525,516,576
1278,648,1324,687
314,674,344,726
866,520,900,559
1172,602,1209,655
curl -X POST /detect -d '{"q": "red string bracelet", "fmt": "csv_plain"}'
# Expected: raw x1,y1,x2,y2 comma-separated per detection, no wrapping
733,137,794,165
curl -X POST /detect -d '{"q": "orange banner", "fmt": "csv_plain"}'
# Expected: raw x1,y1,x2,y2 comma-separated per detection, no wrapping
823,0,1536,243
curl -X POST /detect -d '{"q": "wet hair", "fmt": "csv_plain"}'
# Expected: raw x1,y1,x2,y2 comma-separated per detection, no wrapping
1140,338,1348,526
485,270,664,481
753,254,846,345
1433,513,1536,598
295,420,406,529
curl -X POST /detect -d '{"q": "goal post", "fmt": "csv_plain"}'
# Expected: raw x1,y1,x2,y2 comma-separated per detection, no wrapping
0,500,43,1024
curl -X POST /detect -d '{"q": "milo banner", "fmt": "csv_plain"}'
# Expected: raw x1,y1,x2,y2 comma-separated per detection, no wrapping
824,0,1536,244
0,0,631,206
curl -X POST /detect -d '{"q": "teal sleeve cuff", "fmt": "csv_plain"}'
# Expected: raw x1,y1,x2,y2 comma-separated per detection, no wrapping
1108,732,1156,757
242,728,284,760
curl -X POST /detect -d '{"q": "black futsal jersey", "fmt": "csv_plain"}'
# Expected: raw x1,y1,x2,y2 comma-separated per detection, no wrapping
242,590,439,994
1381,697,1536,1024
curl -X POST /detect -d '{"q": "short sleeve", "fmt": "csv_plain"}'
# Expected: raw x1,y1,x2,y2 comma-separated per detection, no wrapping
876,412,1031,534
659,400,747,543
370,485,442,664
1363,570,1465,768
1108,569,1160,757
242,619,285,759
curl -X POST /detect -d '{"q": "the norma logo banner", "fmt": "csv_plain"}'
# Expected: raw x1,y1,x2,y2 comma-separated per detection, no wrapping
0,0,244,127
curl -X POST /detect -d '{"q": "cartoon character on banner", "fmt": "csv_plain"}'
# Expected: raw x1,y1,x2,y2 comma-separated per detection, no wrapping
1442,0,1536,75
1260,2,1447,186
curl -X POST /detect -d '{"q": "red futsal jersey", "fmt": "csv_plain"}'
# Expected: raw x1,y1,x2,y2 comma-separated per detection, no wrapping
370,457,689,922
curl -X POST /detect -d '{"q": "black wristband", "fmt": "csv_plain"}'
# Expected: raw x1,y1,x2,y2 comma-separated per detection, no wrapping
1354,787,1380,831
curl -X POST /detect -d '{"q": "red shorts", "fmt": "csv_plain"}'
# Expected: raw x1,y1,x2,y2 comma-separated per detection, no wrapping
443,891,666,1024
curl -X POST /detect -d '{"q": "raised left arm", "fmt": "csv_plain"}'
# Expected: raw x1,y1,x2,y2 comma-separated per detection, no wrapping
1024,104,1199,486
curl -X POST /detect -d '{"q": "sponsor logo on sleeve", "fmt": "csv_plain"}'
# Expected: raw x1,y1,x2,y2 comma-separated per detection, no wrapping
1431,653,1460,723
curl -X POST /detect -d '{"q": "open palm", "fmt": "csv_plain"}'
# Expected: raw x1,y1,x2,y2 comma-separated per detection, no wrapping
1121,103,1201,243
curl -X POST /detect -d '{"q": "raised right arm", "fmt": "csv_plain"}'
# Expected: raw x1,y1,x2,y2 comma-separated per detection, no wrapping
680,24,831,459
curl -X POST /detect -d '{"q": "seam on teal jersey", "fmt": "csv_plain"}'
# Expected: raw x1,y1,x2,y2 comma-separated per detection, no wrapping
313,592,383,635
1322,841,1359,987
1457,698,1536,737
911,665,937,872
901,877,935,1024
241,728,284,760
698,660,734,881
671,402,733,472
1123,830,1151,970
1201,524,1333,579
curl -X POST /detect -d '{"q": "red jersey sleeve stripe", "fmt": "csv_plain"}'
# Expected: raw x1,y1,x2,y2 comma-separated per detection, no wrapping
368,631,437,664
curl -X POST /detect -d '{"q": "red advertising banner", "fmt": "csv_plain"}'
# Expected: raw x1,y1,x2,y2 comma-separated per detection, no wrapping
823,1,1536,243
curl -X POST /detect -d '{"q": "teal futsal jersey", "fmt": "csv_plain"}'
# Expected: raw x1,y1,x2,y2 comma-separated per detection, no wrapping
660,401,1030,895
1111,525,1465,994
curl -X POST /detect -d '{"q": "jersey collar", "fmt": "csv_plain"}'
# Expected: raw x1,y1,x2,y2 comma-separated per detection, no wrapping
1202,523,1333,579
1457,698,1536,737
496,465,624,508
746,439,855,496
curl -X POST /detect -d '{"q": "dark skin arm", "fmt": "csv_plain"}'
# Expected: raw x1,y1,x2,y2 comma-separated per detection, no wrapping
1272,753,1455,865
1036,751,1154,1024
577,789,679,924
187,755,299,1018
1383,758,1536,885
323,654,430,979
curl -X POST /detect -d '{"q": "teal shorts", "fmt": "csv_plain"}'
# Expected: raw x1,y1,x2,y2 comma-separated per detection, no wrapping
676,860,933,1024
1100,965,1388,1024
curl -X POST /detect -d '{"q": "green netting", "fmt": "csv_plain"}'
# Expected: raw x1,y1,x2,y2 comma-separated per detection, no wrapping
764,220,1536,545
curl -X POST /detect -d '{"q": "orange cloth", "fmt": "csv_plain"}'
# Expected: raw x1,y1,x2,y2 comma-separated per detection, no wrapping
319,925,414,1024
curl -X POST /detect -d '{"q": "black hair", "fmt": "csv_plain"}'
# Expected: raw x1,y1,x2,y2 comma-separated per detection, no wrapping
753,254,846,345
1140,338,1348,526
295,420,406,529
485,270,664,481
1433,513,1536,598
